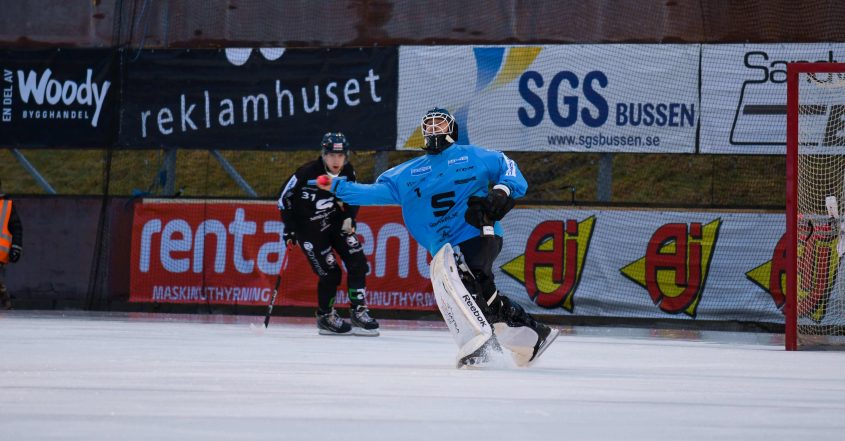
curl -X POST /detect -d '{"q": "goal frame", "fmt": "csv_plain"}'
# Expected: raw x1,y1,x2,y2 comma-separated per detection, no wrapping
785,62,845,350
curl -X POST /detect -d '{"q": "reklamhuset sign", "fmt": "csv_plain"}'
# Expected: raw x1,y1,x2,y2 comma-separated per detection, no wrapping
397,45,698,153
119,48,398,150
0,49,117,148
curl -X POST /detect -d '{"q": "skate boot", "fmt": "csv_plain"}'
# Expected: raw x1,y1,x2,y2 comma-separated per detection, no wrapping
316,309,352,335
350,304,380,336
490,296,559,367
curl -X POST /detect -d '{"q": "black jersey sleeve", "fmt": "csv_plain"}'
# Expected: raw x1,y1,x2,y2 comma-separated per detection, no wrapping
278,169,304,232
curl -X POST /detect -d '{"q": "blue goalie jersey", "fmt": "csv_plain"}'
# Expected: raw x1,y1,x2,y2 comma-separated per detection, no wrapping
331,144,527,254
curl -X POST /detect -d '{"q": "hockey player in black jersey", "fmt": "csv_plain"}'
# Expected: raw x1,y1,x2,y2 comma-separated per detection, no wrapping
277,132,379,336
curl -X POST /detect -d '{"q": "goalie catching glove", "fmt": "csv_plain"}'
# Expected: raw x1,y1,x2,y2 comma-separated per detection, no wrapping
465,185,516,229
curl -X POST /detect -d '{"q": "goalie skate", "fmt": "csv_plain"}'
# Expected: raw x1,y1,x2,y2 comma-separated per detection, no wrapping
494,322,559,367
491,297,560,367
456,336,503,369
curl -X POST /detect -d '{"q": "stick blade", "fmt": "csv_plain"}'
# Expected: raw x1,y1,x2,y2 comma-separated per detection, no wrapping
249,322,266,335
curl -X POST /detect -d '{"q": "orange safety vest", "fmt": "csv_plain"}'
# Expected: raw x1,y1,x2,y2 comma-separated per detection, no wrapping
0,199,12,264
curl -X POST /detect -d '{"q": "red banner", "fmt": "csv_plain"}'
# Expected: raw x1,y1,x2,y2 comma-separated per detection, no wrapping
130,200,435,310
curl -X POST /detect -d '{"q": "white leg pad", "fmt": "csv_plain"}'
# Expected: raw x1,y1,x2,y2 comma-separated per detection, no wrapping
493,322,539,367
430,243,494,360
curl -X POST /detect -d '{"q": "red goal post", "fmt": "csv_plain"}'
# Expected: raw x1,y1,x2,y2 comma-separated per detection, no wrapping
786,62,845,350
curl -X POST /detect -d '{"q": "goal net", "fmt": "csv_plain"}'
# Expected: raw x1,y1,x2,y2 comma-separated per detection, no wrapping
786,63,845,350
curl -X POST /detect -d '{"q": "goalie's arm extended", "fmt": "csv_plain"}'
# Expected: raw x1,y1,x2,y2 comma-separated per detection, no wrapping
318,175,399,206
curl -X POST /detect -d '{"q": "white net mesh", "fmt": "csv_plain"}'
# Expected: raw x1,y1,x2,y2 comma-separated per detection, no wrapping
795,69,845,347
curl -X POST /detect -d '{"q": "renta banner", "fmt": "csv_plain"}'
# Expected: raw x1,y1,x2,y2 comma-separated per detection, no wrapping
129,200,435,310
0,48,117,148
119,48,398,150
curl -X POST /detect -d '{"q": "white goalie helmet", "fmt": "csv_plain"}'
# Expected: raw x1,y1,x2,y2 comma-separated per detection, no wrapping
420,107,458,153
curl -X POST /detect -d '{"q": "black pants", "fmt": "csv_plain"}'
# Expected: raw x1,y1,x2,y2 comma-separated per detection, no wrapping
456,235,539,329
455,235,503,302
297,229,369,312
0,264,9,308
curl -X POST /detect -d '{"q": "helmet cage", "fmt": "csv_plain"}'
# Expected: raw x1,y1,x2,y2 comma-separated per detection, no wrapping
420,109,456,153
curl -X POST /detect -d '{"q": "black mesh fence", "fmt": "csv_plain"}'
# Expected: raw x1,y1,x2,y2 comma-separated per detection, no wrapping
2,1,836,329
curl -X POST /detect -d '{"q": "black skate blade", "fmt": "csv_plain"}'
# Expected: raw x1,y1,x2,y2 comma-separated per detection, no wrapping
318,329,353,336
455,337,502,369
456,356,488,369
352,327,380,337
526,328,560,367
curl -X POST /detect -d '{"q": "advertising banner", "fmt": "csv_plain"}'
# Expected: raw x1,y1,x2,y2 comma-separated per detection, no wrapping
130,199,845,325
119,48,398,150
398,45,698,153
131,198,839,325
130,200,435,310
495,208,826,325
700,43,845,154
0,48,117,147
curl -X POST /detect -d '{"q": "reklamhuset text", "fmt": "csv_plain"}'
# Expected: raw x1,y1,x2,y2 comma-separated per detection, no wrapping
139,69,383,138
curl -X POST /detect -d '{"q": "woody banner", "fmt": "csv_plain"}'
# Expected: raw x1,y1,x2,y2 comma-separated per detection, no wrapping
0,48,118,147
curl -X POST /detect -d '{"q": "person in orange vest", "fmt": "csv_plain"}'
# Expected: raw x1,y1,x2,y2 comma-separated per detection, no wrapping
0,178,23,310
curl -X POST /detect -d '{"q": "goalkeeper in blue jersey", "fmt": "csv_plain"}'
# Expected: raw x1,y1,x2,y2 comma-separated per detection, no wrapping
317,108,558,366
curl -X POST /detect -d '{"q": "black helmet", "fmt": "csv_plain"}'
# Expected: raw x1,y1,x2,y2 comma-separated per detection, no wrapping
420,108,458,154
321,132,349,155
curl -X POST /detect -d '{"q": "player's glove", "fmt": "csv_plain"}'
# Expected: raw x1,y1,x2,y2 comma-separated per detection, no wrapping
341,217,356,235
465,187,516,229
465,197,494,230
485,187,516,220
9,245,21,263
283,231,297,248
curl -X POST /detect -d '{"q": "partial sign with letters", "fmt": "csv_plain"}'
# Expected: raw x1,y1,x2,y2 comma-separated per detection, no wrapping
497,208,806,324
398,45,698,153
119,48,398,150
130,200,434,310
700,43,845,154
0,48,117,147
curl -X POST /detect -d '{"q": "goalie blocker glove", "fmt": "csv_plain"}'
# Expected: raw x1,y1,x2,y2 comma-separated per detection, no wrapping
465,185,516,230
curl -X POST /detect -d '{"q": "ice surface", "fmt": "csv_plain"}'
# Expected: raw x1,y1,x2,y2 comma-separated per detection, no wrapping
1,311,844,441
